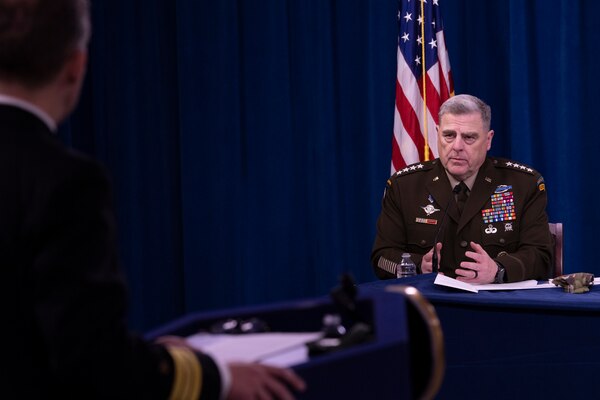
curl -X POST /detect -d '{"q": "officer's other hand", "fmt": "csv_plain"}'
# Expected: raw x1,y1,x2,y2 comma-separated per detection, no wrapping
421,243,443,274
455,241,497,283
227,362,306,400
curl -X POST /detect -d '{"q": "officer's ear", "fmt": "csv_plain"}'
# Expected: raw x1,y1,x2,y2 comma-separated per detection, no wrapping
486,130,494,150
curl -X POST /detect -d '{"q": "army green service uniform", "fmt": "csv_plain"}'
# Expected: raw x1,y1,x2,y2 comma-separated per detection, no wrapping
371,157,553,282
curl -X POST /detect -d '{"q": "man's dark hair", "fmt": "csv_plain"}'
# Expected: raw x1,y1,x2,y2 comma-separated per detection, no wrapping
0,0,90,88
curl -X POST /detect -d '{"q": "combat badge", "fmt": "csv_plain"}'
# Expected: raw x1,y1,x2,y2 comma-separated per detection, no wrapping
494,185,512,193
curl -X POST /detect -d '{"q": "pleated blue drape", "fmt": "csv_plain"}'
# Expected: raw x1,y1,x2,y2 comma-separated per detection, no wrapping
61,0,596,330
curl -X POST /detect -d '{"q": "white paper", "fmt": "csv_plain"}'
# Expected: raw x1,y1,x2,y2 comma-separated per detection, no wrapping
185,332,323,367
434,274,480,292
434,273,558,293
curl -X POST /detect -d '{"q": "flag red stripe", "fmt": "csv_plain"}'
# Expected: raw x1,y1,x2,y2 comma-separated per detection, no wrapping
391,135,405,173
395,80,426,158
391,0,454,174
424,70,442,123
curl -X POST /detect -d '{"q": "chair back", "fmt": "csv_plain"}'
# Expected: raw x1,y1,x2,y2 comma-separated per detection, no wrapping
386,285,444,400
548,222,563,277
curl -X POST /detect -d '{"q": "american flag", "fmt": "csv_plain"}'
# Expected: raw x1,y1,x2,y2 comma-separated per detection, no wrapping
391,0,454,174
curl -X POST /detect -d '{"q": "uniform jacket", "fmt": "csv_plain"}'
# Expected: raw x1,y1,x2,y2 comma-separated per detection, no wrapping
371,157,553,282
0,105,220,399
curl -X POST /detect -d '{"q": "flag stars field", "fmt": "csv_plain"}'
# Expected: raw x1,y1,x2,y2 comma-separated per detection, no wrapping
391,0,454,173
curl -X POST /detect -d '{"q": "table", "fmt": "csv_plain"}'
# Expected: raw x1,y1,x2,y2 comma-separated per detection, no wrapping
360,274,600,399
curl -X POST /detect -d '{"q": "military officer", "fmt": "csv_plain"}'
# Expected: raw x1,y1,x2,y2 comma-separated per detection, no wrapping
371,94,553,283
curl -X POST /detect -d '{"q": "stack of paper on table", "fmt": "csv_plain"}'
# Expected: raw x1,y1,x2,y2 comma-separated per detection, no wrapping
434,273,558,293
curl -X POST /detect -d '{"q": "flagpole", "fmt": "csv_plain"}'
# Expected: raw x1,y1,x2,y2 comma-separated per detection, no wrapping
420,0,429,161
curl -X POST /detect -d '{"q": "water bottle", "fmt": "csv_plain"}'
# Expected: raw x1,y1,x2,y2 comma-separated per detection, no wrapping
396,253,416,278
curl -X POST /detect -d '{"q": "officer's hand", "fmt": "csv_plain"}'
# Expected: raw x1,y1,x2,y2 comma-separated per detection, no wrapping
455,241,498,284
420,243,442,274
227,363,306,400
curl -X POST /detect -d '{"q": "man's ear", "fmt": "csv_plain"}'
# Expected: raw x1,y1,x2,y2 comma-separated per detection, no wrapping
487,129,494,150
56,49,88,121
61,49,87,87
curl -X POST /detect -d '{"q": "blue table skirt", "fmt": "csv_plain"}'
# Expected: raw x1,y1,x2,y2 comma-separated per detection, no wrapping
360,274,600,399
360,273,600,311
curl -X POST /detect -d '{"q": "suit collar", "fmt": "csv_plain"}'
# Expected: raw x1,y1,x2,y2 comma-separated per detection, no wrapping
445,170,478,192
0,94,56,132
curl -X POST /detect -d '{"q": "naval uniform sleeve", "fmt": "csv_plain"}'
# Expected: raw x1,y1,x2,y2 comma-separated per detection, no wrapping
493,172,553,281
201,353,226,400
30,158,171,397
371,175,426,279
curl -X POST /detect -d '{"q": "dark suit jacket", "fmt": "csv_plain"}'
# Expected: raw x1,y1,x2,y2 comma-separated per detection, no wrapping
0,105,219,399
371,157,553,282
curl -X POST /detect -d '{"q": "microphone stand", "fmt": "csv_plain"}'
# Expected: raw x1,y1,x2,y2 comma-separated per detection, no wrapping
431,184,462,273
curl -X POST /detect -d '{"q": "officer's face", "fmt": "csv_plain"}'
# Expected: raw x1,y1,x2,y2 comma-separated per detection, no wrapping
437,112,494,181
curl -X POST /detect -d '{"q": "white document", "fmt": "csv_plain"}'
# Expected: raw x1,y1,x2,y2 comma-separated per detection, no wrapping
434,273,558,293
185,332,323,367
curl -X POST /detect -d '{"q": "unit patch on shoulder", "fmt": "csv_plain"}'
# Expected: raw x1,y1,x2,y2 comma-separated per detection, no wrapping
537,175,545,191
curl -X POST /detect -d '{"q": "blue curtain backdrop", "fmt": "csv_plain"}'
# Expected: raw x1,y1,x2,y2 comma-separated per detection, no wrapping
61,0,596,331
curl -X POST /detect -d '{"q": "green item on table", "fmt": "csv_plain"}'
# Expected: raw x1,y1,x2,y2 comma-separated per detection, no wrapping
552,273,594,293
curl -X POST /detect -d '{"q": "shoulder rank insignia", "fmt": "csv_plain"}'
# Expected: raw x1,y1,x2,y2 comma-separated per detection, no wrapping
495,159,536,175
394,160,435,177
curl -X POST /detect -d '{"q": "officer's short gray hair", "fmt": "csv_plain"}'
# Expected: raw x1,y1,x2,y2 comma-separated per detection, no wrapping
438,94,492,131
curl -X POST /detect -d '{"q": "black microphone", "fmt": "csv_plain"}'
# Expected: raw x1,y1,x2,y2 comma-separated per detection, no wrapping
431,184,462,273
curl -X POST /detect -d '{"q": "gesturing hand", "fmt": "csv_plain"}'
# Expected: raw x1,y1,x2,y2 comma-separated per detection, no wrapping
455,241,498,284
420,243,443,274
